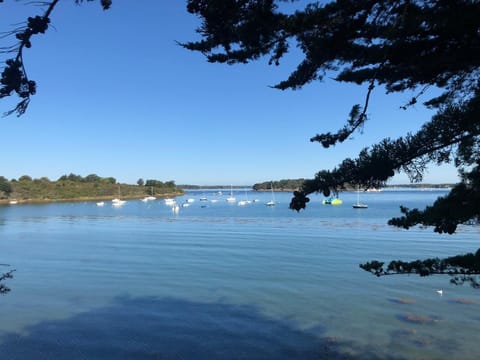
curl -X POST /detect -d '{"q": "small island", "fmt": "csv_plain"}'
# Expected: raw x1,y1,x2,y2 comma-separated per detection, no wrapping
0,173,183,204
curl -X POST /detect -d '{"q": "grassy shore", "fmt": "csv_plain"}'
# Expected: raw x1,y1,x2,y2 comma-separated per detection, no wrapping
0,191,184,205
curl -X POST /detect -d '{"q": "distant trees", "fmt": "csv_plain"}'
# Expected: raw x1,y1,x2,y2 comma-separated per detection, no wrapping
253,179,305,191
84,174,101,183
0,176,12,197
145,179,178,191
57,173,116,184
0,173,182,201
137,178,145,187
18,175,32,182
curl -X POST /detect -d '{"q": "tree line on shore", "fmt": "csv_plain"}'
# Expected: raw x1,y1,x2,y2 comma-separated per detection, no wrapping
0,173,182,202
252,179,454,192
253,179,306,191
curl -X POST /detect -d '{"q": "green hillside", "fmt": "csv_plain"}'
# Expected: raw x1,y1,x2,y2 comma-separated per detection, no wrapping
0,174,183,203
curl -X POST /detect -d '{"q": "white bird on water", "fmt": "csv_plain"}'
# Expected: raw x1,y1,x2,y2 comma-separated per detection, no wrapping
436,289,443,296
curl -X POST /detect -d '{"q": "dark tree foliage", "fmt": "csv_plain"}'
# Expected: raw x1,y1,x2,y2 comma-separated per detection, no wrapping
0,175,12,195
252,178,305,191
144,179,178,189
57,173,112,183
0,0,111,116
361,248,480,288
0,268,15,295
182,0,480,285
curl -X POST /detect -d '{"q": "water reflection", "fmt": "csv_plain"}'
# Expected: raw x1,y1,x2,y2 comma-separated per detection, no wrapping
0,295,404,360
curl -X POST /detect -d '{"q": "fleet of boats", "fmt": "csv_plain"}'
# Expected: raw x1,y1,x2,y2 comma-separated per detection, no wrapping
6,188,374,210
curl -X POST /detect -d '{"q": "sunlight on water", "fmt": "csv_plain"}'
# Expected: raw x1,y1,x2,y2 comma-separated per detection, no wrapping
0,190,479,359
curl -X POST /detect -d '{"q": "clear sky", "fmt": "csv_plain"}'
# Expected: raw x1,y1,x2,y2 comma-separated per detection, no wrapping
1,1,459,186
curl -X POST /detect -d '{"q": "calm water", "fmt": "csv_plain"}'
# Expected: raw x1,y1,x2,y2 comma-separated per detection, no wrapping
0,190,479,359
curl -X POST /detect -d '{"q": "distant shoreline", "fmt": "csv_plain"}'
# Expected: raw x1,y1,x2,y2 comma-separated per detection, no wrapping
1,184,454,205
0,192,184,205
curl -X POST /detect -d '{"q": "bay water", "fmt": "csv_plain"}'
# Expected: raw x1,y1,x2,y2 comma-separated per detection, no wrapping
0,189,479,359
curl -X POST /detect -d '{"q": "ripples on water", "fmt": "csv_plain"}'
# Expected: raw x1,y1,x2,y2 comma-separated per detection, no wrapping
0,190,479,359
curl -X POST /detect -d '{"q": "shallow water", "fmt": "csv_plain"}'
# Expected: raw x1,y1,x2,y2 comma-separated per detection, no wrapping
0,190,479,359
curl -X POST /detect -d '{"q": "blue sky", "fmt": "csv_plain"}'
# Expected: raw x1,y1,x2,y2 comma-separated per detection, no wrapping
1,1,459,186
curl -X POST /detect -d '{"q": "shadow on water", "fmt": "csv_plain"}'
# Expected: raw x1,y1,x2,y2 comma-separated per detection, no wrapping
0,296,407,360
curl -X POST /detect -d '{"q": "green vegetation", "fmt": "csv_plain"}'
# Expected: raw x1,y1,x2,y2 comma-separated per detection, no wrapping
0,176,12,196
253,179,305,191
0,173,183,203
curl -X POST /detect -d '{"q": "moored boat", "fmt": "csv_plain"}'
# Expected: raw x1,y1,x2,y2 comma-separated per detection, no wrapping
322,197,342,205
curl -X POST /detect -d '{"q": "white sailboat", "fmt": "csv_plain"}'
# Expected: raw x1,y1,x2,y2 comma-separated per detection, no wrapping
112,186,126,207
353,186,368,209
172,203,180,214
142,186,156,202
238,189,251,206
266,183,276,206
226,185,236,203
164,198,176,206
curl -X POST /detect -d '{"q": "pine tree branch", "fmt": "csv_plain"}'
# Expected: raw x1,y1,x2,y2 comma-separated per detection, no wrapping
360,248,480,288
1,0,111,116
0,268,15,295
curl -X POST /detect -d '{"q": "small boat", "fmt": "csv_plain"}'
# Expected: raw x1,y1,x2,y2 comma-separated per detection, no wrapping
238,190,251,206
141,187,156,202
164,198,176,206
323,197,342,205
352,186,368,209
112,198,126,207
8,199,18,205
112,186,126,207
226,185,236,203
352,203,368,209
266,182,276,206
96,201,105,207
